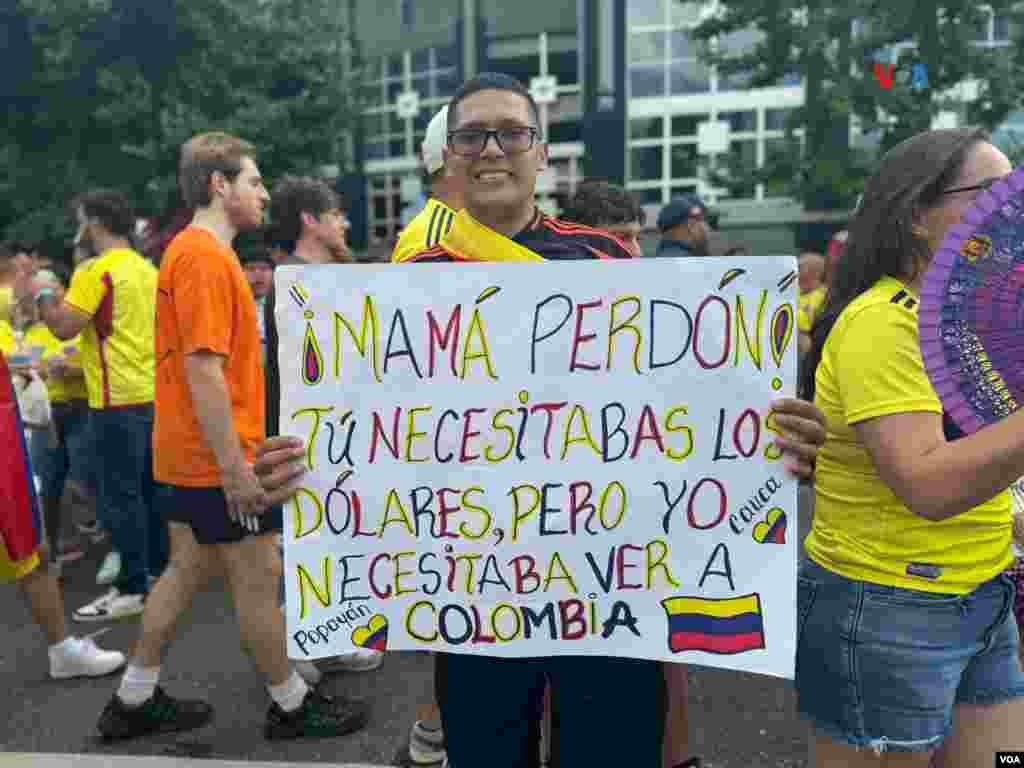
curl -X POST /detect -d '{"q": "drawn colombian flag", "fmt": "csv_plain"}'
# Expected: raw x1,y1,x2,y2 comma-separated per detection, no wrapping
0,351,43,562
661,594,766,655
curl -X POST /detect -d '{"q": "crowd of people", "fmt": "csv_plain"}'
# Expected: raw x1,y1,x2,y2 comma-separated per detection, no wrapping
2,70,1024,768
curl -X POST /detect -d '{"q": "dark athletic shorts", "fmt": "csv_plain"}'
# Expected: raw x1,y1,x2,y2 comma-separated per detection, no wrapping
157,484,282,545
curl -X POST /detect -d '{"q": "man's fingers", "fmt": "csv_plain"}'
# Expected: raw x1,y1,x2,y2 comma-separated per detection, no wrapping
265,476,304,509
773,413,826,448
254,448,306,477
771,397,824,423
254,437,304,462
774,433,818,462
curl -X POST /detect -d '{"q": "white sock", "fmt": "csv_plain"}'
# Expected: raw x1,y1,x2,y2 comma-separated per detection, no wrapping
117,664,161,707
49,636,77,654
268,671,309,713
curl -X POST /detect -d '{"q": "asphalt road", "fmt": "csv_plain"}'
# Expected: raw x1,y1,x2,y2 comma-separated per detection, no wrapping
0,488,816,768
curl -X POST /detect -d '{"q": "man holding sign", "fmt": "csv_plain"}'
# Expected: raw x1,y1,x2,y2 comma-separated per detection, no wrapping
374,73,826,767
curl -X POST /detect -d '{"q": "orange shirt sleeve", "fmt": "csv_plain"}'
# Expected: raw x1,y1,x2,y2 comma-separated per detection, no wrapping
171,244,236,357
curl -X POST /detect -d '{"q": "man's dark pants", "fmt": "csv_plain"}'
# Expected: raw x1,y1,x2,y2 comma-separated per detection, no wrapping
436,652,666,767
91,404,168,595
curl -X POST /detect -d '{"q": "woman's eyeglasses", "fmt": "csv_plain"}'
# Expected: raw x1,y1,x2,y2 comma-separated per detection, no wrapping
942,178,999,196
447,127,540,157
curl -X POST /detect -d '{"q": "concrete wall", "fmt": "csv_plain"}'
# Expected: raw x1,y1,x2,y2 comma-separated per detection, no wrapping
353,0,462,56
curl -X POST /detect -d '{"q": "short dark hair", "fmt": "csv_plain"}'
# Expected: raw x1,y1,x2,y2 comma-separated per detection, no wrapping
448,72,542,135
565,180,646,227
72,189,136,239
269,175,341,245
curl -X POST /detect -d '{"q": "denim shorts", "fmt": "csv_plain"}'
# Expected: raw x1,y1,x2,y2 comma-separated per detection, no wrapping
796,557,1024,753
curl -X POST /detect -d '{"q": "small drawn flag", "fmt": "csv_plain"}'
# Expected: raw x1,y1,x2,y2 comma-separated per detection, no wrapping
661,593,766,655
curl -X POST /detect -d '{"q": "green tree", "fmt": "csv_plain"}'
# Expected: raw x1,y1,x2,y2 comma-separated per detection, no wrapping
689,1,1024,210
1,0,356,241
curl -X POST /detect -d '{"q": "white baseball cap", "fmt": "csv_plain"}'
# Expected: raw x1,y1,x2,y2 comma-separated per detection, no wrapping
421,105,449,175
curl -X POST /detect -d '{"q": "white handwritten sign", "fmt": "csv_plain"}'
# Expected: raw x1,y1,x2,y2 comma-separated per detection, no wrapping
277,258,799,679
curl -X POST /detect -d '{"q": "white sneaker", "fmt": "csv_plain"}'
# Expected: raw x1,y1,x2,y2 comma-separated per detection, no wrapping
49,636,126,679
294,660,323,685
73,587,145,622
318,647,384,674
96,551,121,585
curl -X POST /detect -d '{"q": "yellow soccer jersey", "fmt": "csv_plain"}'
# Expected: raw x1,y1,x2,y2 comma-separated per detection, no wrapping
806,275,1012,594
392,198,457,264
64,247,156,408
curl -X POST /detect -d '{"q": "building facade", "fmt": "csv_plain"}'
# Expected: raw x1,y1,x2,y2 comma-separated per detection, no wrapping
346,0,1015,250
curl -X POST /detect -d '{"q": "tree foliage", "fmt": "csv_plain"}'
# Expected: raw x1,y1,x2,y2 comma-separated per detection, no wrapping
690,1,1024,209
1,0,356,241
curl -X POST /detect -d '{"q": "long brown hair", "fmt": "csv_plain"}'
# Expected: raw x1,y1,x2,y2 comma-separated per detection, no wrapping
800,128,990,400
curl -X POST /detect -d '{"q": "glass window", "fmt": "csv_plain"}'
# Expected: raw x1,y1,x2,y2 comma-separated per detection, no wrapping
720,110,756,133
669,58,710,94
671,114,707,137
670,185,697,198
628,0,665,28
670,144,698,178
366,141,390,161
718,26,762,57
400,0,415,30
411,74,430,99
724,140,757,198
765,137,791,162
412,48,431,72
387,54,404,78
387,80,405,102
631,186,664,205
971,10,992,42
629,64,666,98
765,108,793,131
413,108,431,133
994,13,1010,42
435,70,459,99
630,117,664,140
436,43,459,69
668,29,699,60
390,139,406,157
670,2,703,26
548,121,582,144
549,50,580,86
630,30,669,63
630,146,664,181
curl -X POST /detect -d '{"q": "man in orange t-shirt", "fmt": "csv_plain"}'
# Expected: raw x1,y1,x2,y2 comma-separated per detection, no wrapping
95,133,368,744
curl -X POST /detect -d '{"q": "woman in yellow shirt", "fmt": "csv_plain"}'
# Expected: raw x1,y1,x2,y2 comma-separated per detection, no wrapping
798,128,1023,767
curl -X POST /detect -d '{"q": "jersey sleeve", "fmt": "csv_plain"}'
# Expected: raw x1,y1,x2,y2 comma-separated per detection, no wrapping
64,262,107,317
833,303,942,425
171,250,237,356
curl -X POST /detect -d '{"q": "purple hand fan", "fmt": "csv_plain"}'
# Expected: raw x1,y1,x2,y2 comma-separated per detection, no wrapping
919,166,1024,435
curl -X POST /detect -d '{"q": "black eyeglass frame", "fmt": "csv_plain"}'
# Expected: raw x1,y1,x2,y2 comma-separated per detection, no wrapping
941,179,999,196
446,127,541,157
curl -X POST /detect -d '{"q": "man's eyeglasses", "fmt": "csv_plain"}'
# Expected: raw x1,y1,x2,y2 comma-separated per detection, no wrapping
448,127,540,157
942,178,999,196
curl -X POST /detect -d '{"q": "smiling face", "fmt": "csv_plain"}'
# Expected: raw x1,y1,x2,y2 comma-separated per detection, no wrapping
221,156,270,233
446,89,548,227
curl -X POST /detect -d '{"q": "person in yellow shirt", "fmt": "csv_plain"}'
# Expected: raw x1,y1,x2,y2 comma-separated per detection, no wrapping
25,268,92,568
392,105,466,265
797,128,1023,767
34,189,167,623
797,253,826,357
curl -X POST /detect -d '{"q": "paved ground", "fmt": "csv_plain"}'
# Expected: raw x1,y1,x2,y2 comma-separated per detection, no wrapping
0,489,816,767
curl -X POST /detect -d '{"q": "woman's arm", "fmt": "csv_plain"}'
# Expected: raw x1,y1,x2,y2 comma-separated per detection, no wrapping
857,408,1024,521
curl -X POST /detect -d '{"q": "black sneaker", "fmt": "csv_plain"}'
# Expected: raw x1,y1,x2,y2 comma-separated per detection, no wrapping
264,688,369,740
97,687,214,742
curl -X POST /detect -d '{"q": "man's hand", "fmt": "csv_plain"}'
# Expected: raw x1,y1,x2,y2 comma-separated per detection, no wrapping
222,461,270,521
253,436,307,508
771,397,826,481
